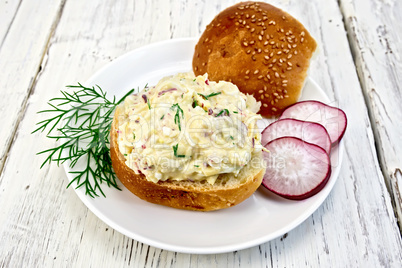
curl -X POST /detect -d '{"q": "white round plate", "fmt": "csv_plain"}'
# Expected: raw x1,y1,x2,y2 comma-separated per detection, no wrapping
64,38,343,254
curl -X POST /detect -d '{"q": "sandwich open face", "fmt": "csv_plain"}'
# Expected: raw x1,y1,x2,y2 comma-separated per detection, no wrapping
110,73,266,211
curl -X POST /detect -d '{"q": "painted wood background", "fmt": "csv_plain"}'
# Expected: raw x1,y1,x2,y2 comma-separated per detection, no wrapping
0,0,401,267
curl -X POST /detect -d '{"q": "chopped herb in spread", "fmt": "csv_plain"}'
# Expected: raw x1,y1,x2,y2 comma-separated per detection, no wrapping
172,144,185,158
171,103,184,131
215,109,229,117
197,92,221,100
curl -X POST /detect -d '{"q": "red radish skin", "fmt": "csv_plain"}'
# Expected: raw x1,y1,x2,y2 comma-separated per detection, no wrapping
279,100,347,146
262,137,332,200
261,118,331,154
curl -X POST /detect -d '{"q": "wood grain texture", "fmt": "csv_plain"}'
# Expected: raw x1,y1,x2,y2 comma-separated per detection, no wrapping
0,0,401,267
340,0,402,232
0,0,64,172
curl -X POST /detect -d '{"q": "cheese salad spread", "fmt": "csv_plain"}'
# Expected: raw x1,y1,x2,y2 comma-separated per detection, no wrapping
116,72,262,184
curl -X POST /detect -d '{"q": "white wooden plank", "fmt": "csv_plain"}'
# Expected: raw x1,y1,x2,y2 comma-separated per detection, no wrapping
340,0,402,232
0,0,401,267
0,0,64,172
0,0,21,48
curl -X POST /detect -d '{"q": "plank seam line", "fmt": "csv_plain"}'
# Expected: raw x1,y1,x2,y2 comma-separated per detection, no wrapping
0,0,67,177
337,1,402,235
0,0,23,52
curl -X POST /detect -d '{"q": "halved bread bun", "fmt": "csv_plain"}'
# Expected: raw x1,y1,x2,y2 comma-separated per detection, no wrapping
193,1,317,117
110,105,266,211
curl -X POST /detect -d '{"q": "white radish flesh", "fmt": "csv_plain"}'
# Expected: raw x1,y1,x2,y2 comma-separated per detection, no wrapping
261,118,331,154
262,137,331,200
279,100,347,146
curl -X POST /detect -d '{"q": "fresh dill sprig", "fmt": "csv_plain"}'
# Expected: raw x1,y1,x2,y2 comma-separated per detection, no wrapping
32,83,135,198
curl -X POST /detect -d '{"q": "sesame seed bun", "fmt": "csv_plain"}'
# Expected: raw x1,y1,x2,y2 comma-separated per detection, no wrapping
192,1,317,117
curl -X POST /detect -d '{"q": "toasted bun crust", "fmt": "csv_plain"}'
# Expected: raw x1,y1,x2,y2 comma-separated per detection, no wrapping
192,1,317,117
110,106,265,211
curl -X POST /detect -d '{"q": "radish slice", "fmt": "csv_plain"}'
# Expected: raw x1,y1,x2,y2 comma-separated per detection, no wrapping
279,100,347,146
262,137,331,200
261,118,331,154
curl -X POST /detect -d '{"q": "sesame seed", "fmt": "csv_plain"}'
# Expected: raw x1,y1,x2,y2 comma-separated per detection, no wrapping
204,38,209,43
275,72,279,78
245,76,250,79
202,62,206,66
264,49,269,53
266,74,271,80
264,55,269,60
270,100,274,105
264,41,269,46
268,64,273,68
254,70,259,74
270,52,274,57
301,31,305,36
287,62,292,66
258,75,263,79
272,59,277,63
277,51,282,55
258,48,262,53
261,95,264,100
246,49,251,54
195,66,198,71
208,49,211,53
287,67,292,71
246,14,250,18
283,80,288,83
245,70,250,75
301,37,304,43
258,90,263,93
272,67,277,71
284,95,289,98
284,90,288,94
282,84,288,87
294,51,298,55
251,14,255,19
272,107,277,111
264,85,267,90
243,42,248,47
263,103,268,107
275,99,279,103
250,40,255,45
265,93,269,97
273,92,278,96
251,28,255,33
251,55,256,61
258,35,263,41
